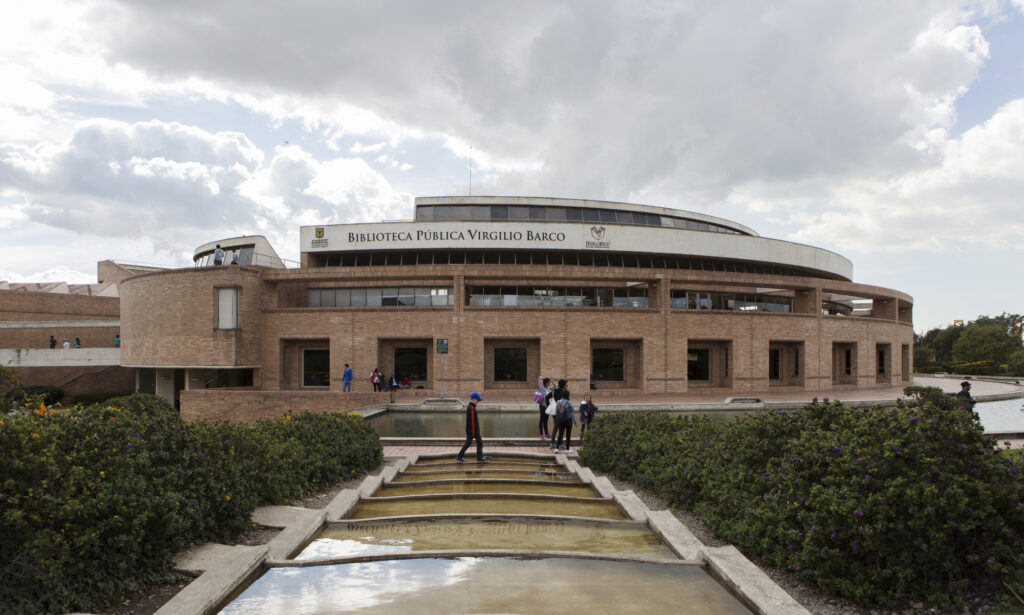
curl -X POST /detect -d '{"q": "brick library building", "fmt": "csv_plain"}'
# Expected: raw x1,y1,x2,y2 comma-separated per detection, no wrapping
98,196,911,420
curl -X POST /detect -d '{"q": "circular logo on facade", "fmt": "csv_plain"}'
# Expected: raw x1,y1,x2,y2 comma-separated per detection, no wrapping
590,226,606,240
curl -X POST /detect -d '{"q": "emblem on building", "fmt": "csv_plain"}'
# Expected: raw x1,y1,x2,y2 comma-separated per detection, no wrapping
311,227,329,248
585,226,610,249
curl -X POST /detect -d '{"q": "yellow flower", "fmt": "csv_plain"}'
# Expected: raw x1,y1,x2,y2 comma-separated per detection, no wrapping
109,417,115,421
40,404,46,412
225,495,231,501
0,419,4,425
31,433,40,439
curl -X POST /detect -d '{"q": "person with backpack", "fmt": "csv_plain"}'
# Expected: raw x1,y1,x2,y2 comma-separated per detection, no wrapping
552,390,578,454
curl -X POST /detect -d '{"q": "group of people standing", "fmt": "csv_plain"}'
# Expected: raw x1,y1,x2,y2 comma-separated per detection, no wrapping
49,335,80,349
536,377,597,454
341,365,410,393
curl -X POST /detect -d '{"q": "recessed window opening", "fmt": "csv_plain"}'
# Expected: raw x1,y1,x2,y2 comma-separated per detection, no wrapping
688,349,711,381
493,347,528,382
302,349,330,388
394,347,427,381
592,348,625,382
216,288,239,329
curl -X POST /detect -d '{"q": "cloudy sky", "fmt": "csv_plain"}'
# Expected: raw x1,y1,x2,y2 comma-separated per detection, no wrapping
1,1,1022,332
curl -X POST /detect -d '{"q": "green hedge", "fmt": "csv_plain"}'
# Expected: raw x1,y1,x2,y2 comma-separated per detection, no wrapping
0,395,382,614
579,394,1024,608
69,391,132,405
3,385,64,408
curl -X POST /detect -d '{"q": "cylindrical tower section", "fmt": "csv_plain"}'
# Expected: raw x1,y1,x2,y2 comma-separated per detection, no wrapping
120,267,264,368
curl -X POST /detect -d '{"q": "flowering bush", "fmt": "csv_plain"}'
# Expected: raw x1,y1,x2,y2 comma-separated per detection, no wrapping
580,392,1024,608
0,394,382,614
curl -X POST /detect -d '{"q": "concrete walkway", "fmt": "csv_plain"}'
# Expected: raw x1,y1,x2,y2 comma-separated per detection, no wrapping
439,375,1024,409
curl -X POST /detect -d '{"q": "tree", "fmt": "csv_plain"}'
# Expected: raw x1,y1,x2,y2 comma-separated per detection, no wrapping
952,322,1019,368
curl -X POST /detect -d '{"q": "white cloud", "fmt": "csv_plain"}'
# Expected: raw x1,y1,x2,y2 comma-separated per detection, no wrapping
788,97,1024,252
1,119,411,269
0,266,95,285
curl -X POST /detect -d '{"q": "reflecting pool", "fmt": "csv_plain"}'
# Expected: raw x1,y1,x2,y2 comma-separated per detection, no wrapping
218,557,753,614
976,399,1024,434
369,410,750,437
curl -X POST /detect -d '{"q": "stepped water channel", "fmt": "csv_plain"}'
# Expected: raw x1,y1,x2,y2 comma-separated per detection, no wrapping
200,452,809,615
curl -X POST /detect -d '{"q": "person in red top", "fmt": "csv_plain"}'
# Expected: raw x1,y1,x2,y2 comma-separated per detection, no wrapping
456,392,489,463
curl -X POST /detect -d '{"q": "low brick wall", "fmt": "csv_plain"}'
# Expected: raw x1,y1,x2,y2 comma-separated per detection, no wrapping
179,389,389,423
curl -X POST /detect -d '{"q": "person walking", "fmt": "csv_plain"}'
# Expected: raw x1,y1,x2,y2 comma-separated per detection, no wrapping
74,337,81,348
552,390,578,454
537,376,553,440
956,381,976,410
456,392,489,463
342,363,353,392
370,368,383,392
579,393,597,441
49,335,56,349
62,338,70,349
114,334,120,348
213,244,225,266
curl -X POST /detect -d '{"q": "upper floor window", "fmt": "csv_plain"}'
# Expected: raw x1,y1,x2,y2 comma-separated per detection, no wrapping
216,287,239,329
309,287,454,308
670,290,793,312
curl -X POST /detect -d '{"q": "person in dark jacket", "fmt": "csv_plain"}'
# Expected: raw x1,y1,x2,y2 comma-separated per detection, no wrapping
457,392,490,463
579,393,597,441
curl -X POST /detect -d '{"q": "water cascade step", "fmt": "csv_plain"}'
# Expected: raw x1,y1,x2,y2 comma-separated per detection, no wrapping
215,452,761,614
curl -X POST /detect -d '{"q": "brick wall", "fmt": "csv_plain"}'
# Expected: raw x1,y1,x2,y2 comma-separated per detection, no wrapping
0,289,120,349
124,262,914,422
179,389,385,423
120,267,264,367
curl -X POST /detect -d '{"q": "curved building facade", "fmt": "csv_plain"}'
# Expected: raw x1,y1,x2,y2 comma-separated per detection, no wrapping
119,197,913,420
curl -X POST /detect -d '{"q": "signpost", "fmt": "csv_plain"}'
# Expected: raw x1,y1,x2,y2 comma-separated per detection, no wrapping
436,338,448,399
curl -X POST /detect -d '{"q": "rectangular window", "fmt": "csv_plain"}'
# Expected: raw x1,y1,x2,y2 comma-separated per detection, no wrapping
592,348,625,382
493,347,528,382
769,348,781,380
845,349,853,376
394,347,428,381
366,287,382,307
878,349,886,374
302,349,330,388
216,288,239,329
688,348,710,381
794,348,800,376
431,288,451,306
350,288,367,307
